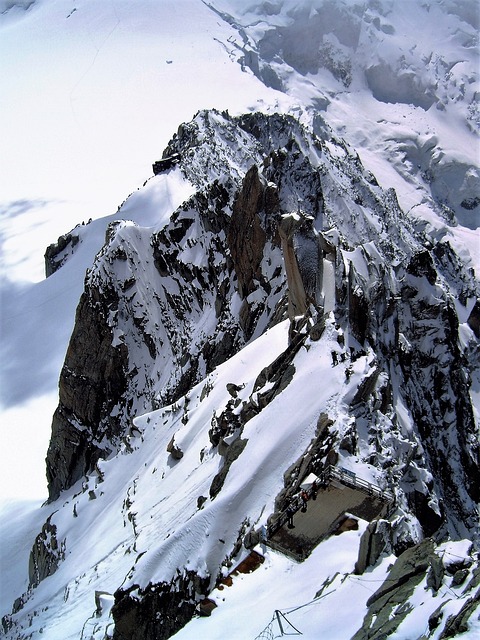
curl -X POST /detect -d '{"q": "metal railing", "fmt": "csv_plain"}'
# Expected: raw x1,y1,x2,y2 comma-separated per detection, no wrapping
266,465,393,539
322,466,394,503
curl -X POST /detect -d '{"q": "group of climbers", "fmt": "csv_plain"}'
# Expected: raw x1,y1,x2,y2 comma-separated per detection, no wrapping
286,480,318,529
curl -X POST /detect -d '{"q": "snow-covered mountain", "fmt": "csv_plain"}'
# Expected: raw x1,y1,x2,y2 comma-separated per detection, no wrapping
1,1,479,639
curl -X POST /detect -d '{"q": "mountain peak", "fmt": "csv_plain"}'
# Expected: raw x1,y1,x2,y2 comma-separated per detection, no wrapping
1,2,479,639
7,106,475,638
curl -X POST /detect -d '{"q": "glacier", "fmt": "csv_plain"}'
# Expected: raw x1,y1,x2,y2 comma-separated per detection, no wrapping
0,1,479,639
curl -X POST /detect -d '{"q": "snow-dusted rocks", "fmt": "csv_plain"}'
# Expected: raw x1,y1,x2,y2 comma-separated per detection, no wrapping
112,570,210,640
44,108,411,503
44,230,81,277
352,538,480,640
2,1,480,639
5,106,479,639
46,283,130,501
28,515,66,590
213,0,480,237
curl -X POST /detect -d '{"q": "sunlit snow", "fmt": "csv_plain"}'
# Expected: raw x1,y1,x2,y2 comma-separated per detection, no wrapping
1,0,478,639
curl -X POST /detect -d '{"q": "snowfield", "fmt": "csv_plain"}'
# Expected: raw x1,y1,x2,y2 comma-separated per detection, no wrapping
1,1,479,639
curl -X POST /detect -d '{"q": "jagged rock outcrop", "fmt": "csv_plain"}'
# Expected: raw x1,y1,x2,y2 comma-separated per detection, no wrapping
393,256,479,537
352,539,438,639
38,109,479,639
279,211,323,318
166,435,184,460
226,163,282,339
227,164,270,300
45,231,80,277
45,111,335,502
352,539,480,640
28,515,66,589
112,571,210,640
438,584,480,639
46,285,129,500
355,519,393,574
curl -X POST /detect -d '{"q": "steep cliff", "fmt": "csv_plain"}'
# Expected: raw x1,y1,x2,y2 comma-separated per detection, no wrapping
46,111,479,541
6,109,478,640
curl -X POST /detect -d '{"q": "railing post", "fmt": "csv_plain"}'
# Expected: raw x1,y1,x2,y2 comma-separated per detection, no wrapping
275,610,284,635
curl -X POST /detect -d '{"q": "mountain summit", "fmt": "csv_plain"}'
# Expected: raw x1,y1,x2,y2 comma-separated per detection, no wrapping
4,106,479,640
1,1,479,639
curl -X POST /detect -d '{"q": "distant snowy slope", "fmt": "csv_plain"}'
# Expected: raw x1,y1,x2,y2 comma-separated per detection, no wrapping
209,0,479,266
0,169,196,501
0,0,287,501
0,0,286,283
0,1,479,639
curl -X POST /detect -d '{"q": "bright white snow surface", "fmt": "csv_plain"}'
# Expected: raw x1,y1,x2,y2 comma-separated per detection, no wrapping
0,0,288,282
0,0,292,504
1,0,478,498
1,0,479,638
1,315,477,638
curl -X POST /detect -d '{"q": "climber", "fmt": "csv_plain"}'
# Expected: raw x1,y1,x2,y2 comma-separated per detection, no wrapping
286,504,295,529
300,490,309,512
311,480,318,501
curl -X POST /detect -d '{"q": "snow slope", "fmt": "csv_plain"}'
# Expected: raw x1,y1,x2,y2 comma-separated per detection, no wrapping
1,1,479,639
4,310,478,639
0,0,291,281
0,0,291,502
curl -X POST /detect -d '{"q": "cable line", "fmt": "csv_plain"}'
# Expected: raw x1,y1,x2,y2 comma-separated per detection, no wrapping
254,589,335,638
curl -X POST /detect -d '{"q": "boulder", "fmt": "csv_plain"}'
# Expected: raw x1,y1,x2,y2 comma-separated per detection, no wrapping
352,539,437,639
28,516,65,589
355,519,392,574
167,435,184,460
112,571,210,640
45,231,80,277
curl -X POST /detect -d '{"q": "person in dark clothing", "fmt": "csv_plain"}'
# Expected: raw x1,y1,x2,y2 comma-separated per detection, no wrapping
286,504,295,528
300,490,309,512
311,480,318,501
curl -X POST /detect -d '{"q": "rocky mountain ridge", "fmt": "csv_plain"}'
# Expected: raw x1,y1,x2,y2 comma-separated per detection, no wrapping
4,111,479,638
47,110,479,534
3,109,479,639
2,1,479,638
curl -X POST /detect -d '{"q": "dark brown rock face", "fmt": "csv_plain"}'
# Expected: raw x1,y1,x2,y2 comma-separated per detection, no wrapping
46,287,128,501
227,164,269,300
112,572,210,640
347,262,369,344
28,516,66,588
227,164,284,340
45,231,80,277
279,212,323,319
467,299,480,338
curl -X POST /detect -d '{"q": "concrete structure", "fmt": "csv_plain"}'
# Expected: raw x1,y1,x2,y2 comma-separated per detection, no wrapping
267,466,393,561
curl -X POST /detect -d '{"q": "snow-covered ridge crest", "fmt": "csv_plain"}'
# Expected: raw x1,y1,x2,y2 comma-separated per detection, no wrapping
4,108,479,639
45,108,419,501
46,106,479,539
210,0,480,234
